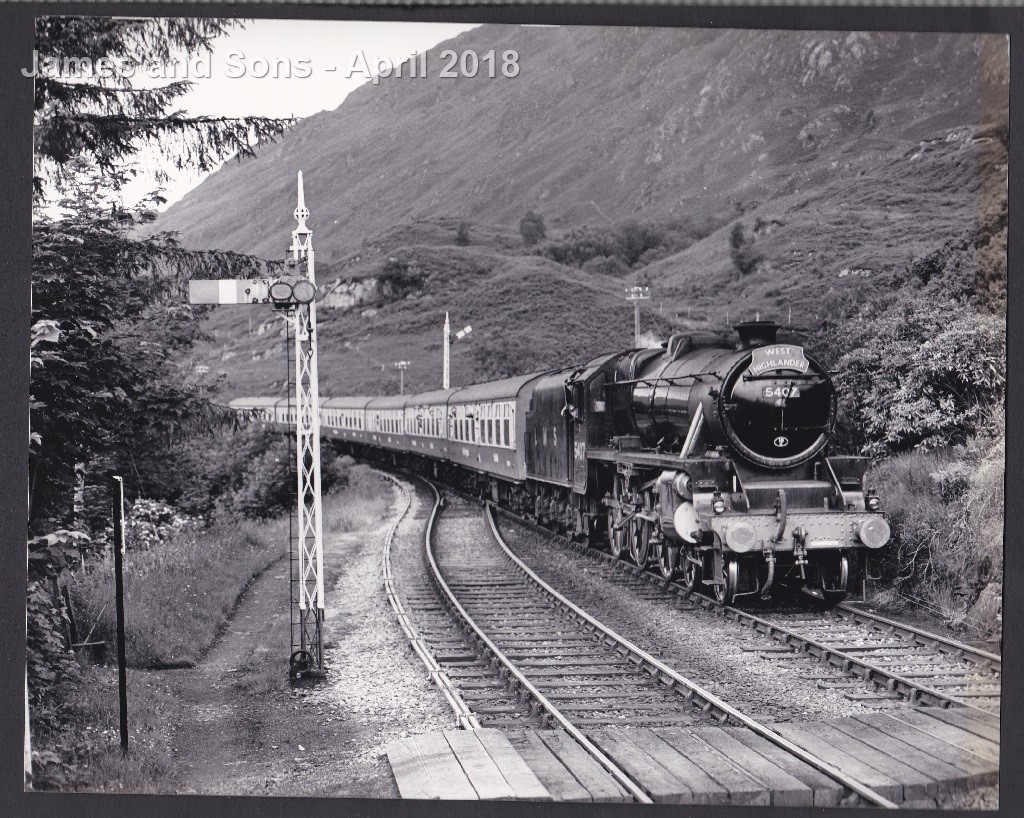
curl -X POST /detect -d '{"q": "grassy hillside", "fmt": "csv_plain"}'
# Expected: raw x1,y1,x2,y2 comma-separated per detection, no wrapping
193,226,676,398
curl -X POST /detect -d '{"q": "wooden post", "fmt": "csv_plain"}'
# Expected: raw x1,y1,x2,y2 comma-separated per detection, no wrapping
111,476,129,755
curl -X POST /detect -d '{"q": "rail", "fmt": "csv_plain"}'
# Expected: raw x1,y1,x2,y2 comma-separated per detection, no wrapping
483,502,898,809
423,483,653,803
381,474,481,729
515,511,1000,716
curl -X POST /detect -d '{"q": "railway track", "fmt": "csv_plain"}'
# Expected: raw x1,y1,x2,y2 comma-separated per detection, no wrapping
498,510,1001,716
396,479,899,808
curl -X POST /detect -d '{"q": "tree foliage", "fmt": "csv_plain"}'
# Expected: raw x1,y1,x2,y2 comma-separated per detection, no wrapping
728,221,762,276
33,17,291,194
818,300,1004,457
29,16,294,721
519,210,546,246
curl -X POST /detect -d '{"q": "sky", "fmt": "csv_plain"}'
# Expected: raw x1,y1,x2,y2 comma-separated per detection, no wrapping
120,19,480,209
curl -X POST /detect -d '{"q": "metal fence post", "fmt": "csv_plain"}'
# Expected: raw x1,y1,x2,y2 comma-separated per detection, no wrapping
111,476,129,755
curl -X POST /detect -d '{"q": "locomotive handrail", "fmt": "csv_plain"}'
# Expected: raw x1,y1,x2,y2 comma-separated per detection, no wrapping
610,373,715,387
740,372,828,382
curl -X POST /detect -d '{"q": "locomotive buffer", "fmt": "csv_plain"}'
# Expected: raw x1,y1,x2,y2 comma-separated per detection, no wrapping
188,172,327,680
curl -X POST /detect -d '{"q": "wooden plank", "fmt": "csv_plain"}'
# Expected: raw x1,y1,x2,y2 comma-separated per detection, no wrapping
587,729,688,803
935,706,1000,727
826,719,959,795
444,730,517,800
925,707,1001,744
474,730,552,801
658,728,770,806
628,729,729,805
855,713,999,780
797,721,936,799
539,730,630,802
727,729,844,807
386,737,434,800
770,722,903,801
406,732,480,799
881,710,1001,766
506,732,592,802
691,727,813,807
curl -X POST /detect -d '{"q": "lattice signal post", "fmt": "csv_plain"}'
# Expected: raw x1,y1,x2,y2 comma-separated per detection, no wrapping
188,172,326,681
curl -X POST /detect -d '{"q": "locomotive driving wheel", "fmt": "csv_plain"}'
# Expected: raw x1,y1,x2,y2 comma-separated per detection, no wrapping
681,547,702,592
607,505,627,559
628,517,651,566
656,539,678,580
713,556,739,605
629,491,653,567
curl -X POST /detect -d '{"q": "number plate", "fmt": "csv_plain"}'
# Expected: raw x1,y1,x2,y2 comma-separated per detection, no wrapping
762,385,801,399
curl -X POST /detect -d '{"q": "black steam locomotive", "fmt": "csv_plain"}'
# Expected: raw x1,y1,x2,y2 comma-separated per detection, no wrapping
234,320,889,605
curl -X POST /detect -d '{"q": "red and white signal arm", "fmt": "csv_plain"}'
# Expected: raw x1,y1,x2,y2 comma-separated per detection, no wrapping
189,278,272,305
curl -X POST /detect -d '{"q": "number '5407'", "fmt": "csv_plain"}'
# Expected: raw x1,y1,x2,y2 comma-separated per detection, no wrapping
439,50,521,78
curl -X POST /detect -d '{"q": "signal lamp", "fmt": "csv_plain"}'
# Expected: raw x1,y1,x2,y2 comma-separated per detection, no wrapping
270,280,294,302
292,279,317,304
866,494,881,511
712,495,727,514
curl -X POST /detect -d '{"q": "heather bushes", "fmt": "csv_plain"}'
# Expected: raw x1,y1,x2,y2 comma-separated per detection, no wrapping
867,414,1003,635
536,216,717,273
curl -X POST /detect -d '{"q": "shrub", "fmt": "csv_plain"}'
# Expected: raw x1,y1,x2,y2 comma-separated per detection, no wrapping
728,221,763,276
152,426,350,521
868,426,1003,634
615,220,665,267
581,254,630,276
455,222,470,246
519,211,546,246
378,256,423,298
828,305,1004,456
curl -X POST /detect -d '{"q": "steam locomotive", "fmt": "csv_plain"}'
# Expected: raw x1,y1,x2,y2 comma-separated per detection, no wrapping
233,320,889,605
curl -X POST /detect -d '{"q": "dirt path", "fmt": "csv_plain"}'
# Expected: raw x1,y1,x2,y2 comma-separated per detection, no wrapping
156,478,453,797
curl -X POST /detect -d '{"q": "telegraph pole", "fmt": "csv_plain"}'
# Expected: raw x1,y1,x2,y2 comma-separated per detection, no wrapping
625,286,650,348
394,360,410,394
442,312,451,390
441,314,472,389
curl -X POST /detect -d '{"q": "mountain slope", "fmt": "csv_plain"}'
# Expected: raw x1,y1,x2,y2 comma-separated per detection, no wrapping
159,25,1007,398
155,26,1005,263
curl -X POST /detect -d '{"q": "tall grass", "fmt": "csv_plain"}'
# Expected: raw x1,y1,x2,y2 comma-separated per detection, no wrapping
71,518,287,669
69,464,389,669
868,430,1003,634
322,464,390,536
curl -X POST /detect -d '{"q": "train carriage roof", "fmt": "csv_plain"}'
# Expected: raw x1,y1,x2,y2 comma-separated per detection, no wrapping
228,397,282,408
449,372,549,403
321,396,374,410
405,387,461,406
366,394,411,410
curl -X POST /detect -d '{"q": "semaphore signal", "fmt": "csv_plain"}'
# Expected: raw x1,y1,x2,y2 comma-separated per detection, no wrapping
188,172,326,681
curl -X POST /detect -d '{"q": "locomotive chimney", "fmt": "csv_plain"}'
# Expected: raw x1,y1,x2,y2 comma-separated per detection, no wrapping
734,320,780,350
